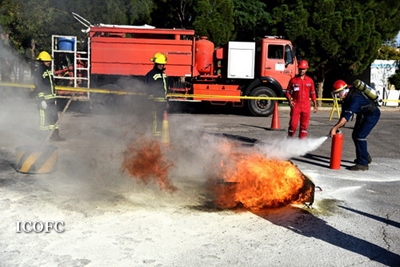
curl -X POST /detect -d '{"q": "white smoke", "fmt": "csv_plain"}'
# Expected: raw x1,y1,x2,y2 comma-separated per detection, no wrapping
256,136,328,160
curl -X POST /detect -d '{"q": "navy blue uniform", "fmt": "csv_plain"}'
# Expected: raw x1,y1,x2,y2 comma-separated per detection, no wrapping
145,65,168,136
145,66,168,101
341,89,380,165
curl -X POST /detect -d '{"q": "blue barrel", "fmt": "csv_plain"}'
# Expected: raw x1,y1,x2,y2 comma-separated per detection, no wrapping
57,37,75,51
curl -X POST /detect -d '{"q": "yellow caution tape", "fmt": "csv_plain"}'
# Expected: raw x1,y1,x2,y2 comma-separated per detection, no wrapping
0,82,34,89
0,82,144,96
55,85,145,95
167,93,286,101
1,81,399,102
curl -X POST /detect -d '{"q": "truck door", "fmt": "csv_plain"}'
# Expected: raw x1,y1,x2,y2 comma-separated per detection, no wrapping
262,44,296,89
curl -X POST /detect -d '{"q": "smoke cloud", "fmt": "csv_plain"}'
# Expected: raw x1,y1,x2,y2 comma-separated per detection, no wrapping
256,136,328,160
0,20,329,211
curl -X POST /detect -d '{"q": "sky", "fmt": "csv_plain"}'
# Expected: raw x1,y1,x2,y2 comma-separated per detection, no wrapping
397,31,400,46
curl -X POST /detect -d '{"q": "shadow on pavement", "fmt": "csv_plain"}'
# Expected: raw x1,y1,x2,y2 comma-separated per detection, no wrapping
339,205,400,229
168,102,249,116
58,97,252,117
253,206,400,266
199,132,259,146
240,123,286,132
240,123,269,131
292,153,354,169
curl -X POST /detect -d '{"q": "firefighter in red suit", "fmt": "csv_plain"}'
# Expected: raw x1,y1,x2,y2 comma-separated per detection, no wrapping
285,60,318,138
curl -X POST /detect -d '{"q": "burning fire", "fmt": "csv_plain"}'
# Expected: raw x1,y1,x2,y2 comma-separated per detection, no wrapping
211,141,314,210
120,136,313,210
121,137,177,193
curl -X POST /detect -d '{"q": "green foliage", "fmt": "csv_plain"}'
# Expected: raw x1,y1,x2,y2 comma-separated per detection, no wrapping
82,0,129,25
371,0,400,41
232,0,271,41
126,0,154,25
150,0,235,46
0,0,135,55
267,0,400,82
1,1,31,49
150,0,195,28
388,63,400,90
1,0,400,82
192,0,235,47
377,45,400,60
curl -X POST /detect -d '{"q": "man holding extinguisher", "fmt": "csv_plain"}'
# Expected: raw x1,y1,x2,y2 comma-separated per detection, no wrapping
329,80,381,171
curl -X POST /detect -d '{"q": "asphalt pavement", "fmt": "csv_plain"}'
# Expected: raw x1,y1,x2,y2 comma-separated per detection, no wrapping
0,97,399,267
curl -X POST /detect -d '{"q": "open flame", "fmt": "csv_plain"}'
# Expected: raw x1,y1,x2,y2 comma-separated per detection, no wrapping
211,141,314,210
121,137,177,193
120,136,314,210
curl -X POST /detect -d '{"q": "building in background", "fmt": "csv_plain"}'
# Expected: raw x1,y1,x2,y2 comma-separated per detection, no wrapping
370,60,399,106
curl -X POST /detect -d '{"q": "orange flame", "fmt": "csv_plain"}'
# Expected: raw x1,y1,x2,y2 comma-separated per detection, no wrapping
212,141,314,210
121,137,177,193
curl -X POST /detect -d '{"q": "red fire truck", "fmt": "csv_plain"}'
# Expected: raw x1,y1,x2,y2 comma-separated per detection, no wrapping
51,15,298,116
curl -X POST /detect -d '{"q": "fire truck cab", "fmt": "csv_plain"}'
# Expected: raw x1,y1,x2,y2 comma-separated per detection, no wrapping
52,22,298,116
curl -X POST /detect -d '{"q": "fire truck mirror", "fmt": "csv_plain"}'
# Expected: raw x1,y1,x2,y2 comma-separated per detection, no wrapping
285,44,294,65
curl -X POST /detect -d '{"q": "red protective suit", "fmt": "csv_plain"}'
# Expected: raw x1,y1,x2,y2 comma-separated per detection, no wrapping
285,75,316,138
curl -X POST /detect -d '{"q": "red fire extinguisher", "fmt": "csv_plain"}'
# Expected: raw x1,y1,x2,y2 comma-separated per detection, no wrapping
330,130,344,170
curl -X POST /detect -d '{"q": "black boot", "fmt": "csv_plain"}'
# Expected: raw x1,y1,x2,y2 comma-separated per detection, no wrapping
348,164,369,171
50,129,66,141
353,155,372,164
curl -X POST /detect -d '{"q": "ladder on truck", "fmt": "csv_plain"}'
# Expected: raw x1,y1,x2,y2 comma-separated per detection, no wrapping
51,35,91,101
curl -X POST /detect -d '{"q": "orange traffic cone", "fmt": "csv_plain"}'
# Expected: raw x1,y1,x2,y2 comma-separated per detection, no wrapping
161,110,170,145
269,101,283,130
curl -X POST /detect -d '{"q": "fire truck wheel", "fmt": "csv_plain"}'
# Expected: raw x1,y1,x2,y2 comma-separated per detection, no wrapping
246,86,276,117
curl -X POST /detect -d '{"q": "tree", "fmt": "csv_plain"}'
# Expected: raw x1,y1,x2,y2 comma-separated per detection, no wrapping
0,0,71,72
379,44,400,90
266,0,400,105
0,0,51,52
3,0,400,93
151,0,195,28
192,0,235,47
232,0,271,41
126,0,154,25
388,62,400,90
377,45,400,60
0,0,139,55
150,0,236,46
76,0,129,25
0,0,84,54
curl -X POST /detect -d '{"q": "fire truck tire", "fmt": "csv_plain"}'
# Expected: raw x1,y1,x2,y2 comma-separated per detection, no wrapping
246,86,276,117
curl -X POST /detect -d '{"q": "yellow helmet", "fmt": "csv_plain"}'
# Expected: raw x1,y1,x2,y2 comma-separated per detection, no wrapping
150,52,167,64
36,51,53,62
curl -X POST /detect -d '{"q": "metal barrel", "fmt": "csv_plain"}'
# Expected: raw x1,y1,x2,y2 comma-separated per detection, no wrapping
353,79,378,101
15,145,58,174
